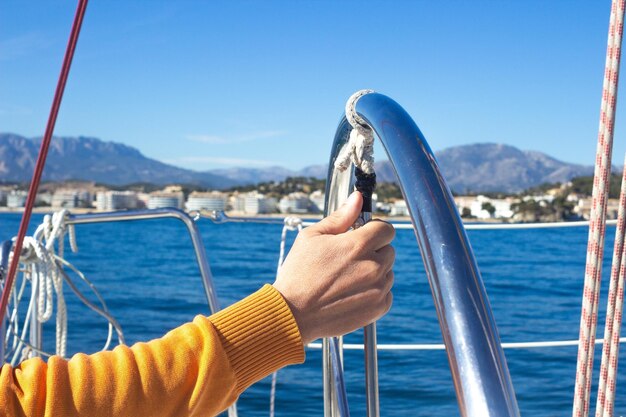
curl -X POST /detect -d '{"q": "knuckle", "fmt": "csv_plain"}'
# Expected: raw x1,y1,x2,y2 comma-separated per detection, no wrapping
384,291,393,313
350,238,368,255
383,244,395,260
384,270,395,291
384,221,396,239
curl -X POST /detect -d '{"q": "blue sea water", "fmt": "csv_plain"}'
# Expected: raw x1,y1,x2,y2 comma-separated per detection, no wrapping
1,213,625,416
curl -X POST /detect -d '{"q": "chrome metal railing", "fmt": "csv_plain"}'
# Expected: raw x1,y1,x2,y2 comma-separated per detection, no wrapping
66,208,221,313
322,92,520,417
0,241,11,361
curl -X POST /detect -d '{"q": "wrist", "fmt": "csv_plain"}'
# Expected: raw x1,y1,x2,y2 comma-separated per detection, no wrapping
271,283,313,344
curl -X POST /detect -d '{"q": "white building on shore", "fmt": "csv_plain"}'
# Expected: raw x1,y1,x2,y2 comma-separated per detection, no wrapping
186,191,227,211
147,191,184,209
236,192,277,214
454,195,514,219
575,197,620,220
468,195,506,219
309,190,325,213
390,200,409,216
96,191,139,211
279,192,311,214
51,190,92,209
7,191,27,208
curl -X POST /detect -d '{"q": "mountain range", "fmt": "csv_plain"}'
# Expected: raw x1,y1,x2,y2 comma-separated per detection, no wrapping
0,133,595,193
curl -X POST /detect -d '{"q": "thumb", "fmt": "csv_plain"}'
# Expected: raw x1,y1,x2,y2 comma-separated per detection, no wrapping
309,191,363,235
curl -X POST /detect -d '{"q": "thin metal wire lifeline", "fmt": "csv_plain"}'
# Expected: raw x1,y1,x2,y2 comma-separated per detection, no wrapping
307,337,626,351
201,210,621,230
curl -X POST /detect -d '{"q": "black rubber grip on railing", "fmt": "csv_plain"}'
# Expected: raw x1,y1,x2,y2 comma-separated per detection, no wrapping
355,167,376,213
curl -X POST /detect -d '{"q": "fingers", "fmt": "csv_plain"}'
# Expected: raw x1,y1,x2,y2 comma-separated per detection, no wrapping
307,191,363,236
353,219,395,250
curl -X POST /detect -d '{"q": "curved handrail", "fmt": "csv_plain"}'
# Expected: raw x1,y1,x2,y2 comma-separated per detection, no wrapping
322,92,520,417
67,208,220,313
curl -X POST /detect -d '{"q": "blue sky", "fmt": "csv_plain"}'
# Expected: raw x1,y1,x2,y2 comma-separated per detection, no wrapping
1,1,624,171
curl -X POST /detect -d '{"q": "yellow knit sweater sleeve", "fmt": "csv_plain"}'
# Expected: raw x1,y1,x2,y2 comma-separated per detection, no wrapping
0,284,305,417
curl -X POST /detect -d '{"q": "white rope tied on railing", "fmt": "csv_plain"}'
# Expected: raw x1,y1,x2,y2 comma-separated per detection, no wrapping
16,210,77,358
4,209,121,364
277,216,303,271
270,216,303,417
335,89,376,174
574,1,626,416
20,235,67,358
596,155,626,417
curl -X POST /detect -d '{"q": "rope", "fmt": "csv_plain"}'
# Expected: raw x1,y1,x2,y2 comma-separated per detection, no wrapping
14,210,75,358
596,157,626,417
20,236,67,357
0,0,88,326
277,217,303,271
55,257,125,348
270,216,303,417
4,209,122,362
335,89,376,174
574,1,625,415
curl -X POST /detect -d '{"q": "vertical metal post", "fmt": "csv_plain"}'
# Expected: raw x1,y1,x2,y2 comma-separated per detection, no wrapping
359,212,380,417
354,163,380,417
323,119,355,417
29,281,42,358
0,241,12,362
363,323,379,417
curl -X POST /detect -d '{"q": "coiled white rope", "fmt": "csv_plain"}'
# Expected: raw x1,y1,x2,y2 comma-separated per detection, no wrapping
335,89,376,174
4,210,122,363
9,210,78,359
20,228,68,358
270,216,304,417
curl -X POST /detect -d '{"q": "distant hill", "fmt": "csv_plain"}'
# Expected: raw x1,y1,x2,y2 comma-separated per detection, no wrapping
431,143,595,193
0,133,236,189
207,166,296,184
0,133,595,193
209,143,595,193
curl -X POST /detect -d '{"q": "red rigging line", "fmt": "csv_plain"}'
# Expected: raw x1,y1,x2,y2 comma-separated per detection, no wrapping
0,0,89,325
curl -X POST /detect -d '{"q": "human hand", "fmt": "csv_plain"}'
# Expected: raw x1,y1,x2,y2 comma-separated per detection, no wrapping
272,191,395,344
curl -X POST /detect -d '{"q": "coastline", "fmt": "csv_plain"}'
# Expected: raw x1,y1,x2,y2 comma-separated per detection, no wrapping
0,207,569,224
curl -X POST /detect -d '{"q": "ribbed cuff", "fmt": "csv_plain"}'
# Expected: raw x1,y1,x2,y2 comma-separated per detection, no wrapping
209,284,305,393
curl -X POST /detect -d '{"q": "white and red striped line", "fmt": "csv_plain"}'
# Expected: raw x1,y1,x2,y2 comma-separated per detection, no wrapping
573,1,625,416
